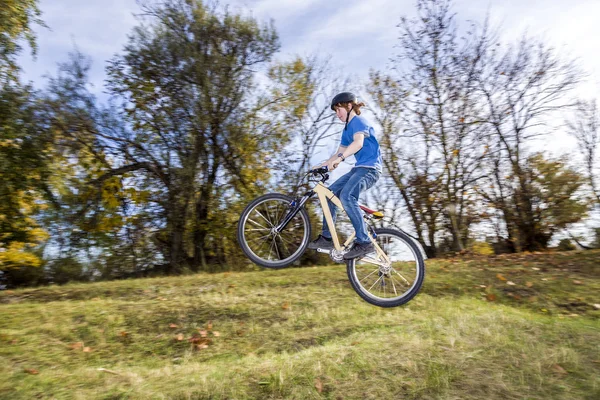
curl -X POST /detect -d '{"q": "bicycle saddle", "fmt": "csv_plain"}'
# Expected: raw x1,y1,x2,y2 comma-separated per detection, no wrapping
359,205,384,219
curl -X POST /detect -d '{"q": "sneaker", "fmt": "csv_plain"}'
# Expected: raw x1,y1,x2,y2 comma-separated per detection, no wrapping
343,242,375,260
307,234,334,250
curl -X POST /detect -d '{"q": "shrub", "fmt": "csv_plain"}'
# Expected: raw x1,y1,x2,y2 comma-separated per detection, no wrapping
557,238,576,251
470,241,495,256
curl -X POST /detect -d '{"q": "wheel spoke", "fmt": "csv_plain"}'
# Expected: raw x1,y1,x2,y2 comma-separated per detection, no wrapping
392,269,411,285
359,268,380,284
368,274,384,291
276,234,292,257
255,209,273,227
390,276,399,296
247,218,269,230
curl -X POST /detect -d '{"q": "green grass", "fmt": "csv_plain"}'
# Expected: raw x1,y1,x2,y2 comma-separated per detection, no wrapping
1,250,599,399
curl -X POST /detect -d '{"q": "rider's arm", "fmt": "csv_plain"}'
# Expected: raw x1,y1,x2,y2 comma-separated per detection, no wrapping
321,145,348,166
335,133,365,163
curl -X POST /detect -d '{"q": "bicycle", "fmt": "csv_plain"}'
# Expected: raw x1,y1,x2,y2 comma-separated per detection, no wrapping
237,167,425,308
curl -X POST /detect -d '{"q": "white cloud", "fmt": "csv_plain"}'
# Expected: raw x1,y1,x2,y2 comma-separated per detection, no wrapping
18,0,600,120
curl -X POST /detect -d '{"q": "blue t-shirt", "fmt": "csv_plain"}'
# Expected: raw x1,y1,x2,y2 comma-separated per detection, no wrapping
340,115,382,172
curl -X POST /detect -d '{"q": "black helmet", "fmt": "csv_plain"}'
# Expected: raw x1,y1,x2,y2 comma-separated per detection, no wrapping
330,92,357,111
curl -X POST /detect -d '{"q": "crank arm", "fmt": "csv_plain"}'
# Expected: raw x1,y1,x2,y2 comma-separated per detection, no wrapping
358,256,389,268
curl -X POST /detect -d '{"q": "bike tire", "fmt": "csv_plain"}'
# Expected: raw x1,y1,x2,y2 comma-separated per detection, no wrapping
346,228,425,308
237,193,311,269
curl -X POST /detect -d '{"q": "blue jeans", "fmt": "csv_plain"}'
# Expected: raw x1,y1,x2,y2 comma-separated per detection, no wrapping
322,167,380,244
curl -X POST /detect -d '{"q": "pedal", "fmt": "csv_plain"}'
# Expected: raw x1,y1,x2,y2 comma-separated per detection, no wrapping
316,248,332,254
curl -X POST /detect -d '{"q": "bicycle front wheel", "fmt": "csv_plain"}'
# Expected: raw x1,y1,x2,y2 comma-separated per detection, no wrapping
346,228,425,308
237,193,311,269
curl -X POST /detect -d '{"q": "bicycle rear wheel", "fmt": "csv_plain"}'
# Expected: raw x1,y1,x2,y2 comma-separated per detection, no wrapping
346,228,425,308
237,193,311,269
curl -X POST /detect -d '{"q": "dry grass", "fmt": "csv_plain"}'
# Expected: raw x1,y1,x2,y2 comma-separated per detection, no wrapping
1,250,599,399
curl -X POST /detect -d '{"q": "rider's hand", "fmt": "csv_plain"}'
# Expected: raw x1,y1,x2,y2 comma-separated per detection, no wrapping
311,163,326,171
327,157,343,171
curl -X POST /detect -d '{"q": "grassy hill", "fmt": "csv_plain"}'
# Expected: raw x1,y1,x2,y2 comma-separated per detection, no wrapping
1,250,599,399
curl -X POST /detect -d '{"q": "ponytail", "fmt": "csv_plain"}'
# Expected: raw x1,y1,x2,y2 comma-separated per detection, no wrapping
352,101,366,115
338,101,366,115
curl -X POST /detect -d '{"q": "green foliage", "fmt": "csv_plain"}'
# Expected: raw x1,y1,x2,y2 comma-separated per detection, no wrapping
524,153,590,247
0,84,50,271
0,0,44,82
557,238,576,251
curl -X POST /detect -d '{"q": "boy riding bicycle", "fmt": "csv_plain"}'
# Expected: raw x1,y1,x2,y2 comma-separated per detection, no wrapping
307,92,383,259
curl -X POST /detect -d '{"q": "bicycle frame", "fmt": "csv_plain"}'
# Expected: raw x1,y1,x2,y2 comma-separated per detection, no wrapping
275,181,391,266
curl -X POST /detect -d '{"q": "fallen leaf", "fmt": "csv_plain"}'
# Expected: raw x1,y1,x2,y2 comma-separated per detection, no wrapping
198,330,208,337
282,302,290,310
532,267,540,271
196,344,209,350
120,331,128,337
552,364,568,375
169,323,178,329
315,378,323,393
69,342,83,350
24,368,39,375
83,347,92,353
593,304,600,310
486,293,497,301
507,281,516,286
97,368,120,375
228,284,236,289
351,341,360,346
175,334,184,341
573,280,582,285
496,273,507,281
212,331,220,337
207,321,213,331
526,282,533,288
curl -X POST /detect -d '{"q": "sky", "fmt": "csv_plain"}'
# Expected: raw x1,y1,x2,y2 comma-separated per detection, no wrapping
17,0,600,160
15,0,600,239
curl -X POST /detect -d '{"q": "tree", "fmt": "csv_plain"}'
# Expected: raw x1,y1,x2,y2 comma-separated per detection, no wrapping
266,55,342,194
0,0,48,272
567,99,599,205
0,0,44,83
526,154,588,247
0,83,49,271
479,35,583,251
368,0,493,256
100,0,289,272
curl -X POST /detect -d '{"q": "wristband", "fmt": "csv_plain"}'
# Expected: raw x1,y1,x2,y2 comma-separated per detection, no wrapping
337,153,345,161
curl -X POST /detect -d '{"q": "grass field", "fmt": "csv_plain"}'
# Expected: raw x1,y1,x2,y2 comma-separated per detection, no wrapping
1,250,599,399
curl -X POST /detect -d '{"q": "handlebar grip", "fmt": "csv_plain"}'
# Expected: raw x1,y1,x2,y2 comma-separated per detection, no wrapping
311,166,328,174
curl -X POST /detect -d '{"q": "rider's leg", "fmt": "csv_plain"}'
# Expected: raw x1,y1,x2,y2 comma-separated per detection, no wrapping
320,171,353,239
339,168,380,258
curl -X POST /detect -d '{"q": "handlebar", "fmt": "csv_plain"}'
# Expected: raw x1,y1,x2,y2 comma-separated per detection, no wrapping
308,166,329,182
310,166,328,175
